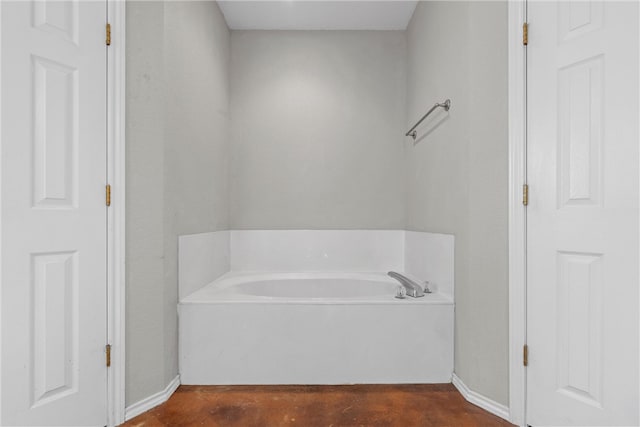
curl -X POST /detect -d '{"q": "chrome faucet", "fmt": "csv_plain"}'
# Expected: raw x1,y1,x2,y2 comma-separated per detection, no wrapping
388,271,430,298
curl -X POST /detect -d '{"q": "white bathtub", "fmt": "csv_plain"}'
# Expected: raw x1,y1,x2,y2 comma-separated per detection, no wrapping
179,271,454,385
183,271,443,301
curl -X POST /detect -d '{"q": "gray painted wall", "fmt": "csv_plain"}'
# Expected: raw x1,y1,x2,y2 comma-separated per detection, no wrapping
229,31,406,229
126,1,167,406
125,0,509,409
406,1,509,405
126,1,230,406
163,0,231,395
466,1,509,405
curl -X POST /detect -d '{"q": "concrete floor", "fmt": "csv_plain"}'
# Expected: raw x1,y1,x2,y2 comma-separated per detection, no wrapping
122,384,514,426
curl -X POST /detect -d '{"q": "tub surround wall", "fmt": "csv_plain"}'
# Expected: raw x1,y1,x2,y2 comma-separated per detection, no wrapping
229,31,407,229
126,0,231,408
405,231,455,300
405,1,509,405
230,230,404,272
178,231,230,300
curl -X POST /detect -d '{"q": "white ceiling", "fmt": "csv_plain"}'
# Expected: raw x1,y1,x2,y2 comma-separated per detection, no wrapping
217,1,419,31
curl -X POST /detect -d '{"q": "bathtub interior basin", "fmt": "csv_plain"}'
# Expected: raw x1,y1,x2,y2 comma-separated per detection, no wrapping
180,271,453,304
234,278,396,298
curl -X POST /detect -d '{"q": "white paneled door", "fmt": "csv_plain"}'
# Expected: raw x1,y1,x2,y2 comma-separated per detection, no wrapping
527,1,639,425
1,1,108,425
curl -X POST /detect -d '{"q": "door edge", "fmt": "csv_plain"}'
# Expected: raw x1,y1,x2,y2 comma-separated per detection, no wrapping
106,1,126,425
507,0,527,425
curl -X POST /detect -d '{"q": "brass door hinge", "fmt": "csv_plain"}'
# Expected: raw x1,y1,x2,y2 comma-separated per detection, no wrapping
523,344,529,366
106,344,112,367
523,184,529,206
523,22,528,46
106,23,111,46
106,184,111,207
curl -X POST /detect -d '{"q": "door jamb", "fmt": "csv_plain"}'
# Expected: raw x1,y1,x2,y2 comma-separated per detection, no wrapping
0,2,4,421
107,1,126,425
508,0,527,425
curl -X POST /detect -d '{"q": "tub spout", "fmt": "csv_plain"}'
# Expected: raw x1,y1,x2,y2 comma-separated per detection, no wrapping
388,271,429,298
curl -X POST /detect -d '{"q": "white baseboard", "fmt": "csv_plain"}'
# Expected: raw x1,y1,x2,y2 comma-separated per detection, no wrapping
124,375,180,421
452,373,510,422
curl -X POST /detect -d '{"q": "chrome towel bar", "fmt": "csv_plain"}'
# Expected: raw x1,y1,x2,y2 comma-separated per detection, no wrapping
405,99,451,140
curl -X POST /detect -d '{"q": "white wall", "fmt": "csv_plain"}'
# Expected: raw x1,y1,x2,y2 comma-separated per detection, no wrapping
229,31,406,229
125,0,230,406
405,1,509,405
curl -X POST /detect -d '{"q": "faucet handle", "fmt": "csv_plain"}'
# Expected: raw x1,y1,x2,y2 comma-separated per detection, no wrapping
395,286,406,299
423,281,433,294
